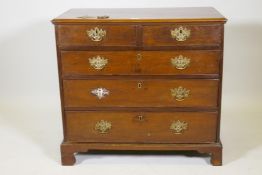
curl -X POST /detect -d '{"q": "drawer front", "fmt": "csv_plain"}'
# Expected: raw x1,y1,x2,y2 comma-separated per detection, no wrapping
63,79,218,108
65,111,217,143
61,51,220,76
57,25,137,46
143,24,222,47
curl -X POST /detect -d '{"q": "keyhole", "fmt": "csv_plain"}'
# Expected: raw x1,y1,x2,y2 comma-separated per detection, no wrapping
138,115,144,121
138,82,142,88
137,53,142,61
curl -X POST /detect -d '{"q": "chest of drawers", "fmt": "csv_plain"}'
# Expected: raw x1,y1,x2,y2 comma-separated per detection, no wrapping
52,7,227,166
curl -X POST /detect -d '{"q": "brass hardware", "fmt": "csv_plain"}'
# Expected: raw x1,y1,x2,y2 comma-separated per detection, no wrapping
89,55,108,70
91,87,109,99
170,86,190,101
171,26,191,41
78,15,109,19
78,15,94,19
171,55,191,70
137,82,142,88
136,53,142,61
95,120,112,133
97,15,109,19
170,120,188,134
86,27,106,42
137,115,144,121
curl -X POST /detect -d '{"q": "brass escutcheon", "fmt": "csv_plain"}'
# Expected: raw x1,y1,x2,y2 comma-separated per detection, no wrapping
170,86,190,101
171,55,191,70
137,115,144,121
91,87,110,99
95,120,112,133
170,26,191,41
89,55,108,70
137,82,142,88
86,27,106,42
136,53,142,61
170,120,188,134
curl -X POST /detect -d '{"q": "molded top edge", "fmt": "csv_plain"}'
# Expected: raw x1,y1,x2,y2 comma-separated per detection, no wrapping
52,7,227,24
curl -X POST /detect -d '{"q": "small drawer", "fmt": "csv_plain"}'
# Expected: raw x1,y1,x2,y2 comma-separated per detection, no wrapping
57,25,137,47
143,24,222,47
61,50,220,76
63,79,218,108
65,111,218,143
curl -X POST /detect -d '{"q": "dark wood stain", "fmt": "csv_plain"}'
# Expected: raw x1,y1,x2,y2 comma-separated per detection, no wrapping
63,79,219,108
65,111,218,143
52,7,226,166
61,50,221,76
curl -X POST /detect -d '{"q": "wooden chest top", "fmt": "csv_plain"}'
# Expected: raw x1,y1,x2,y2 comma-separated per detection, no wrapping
52,7,226,24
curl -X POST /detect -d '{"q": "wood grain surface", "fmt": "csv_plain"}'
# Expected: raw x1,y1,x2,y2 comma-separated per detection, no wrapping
52,7,226,166
63,79,219,108
65,111,218,143
61,50,220,76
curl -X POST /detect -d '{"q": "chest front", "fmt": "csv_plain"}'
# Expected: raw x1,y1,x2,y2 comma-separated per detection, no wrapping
52,7,226,166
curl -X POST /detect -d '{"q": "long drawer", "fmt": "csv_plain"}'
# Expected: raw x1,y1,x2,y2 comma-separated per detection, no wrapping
63,79,219,108
65,111,218,143
61,50,220,76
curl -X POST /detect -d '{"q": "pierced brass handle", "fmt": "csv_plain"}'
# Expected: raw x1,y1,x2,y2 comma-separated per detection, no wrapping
91,87,109,99
170,120,188,134
89,55,108,70
171,55,191,70
86,27,106,42
170,86,190,101
95,120,112,133
170,26,191,41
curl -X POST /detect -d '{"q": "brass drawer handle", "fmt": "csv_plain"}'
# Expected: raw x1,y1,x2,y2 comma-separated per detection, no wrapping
170,120,188,134
86,27,106,42
171,55,191,70
91,87,109,99
89,55,108,70
95,120,112,133
170,26,191,41
170,86,190,101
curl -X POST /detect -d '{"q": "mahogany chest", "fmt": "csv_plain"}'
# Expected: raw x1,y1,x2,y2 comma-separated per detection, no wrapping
52,7,227,166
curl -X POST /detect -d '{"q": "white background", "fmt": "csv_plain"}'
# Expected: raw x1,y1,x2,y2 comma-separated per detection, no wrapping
0,0,262,175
